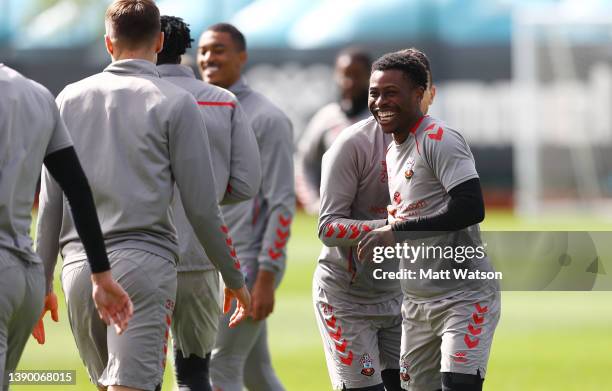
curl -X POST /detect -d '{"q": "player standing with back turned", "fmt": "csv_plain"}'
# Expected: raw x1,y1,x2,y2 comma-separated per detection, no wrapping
0,63,132,391
156,15,262,391
198,23,296,391
36,2,250,390
358,51,500,391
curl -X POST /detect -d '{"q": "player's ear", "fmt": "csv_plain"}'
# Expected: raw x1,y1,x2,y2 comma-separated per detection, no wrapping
430,85,436,104
104,35,114,57
415,85,425,101
238,50,248,67
155,31,164,54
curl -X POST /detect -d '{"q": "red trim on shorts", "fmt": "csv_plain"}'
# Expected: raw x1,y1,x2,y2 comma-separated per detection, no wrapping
197,101,236,108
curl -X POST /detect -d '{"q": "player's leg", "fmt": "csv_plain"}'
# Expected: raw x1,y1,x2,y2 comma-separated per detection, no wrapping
210,258,262,391
399,299,441,391
243,322,285,391
0,253,37,391
61,260,109,387
436,290,500,391
174,350,211,391
210,304,263,391
376,296,403,391
4,260,45,391
313,280,386,391
172,270,221,391
99,249,177,391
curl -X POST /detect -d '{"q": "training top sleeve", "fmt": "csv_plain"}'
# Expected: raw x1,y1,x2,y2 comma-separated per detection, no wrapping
422,126,479,192
221,101,262,204
254,113,296,276
43,147,110,273
169,94,245,289
43,86,73,156
36,166,65,294
318,135,387,247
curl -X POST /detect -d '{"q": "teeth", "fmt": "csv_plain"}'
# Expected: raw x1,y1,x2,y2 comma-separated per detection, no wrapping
378,111,395,119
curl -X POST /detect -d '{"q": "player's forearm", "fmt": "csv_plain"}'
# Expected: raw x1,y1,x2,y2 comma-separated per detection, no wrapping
43,147,110,275
257,203,294,276
175,161,245,288
174,158,245,288
221,171,261,205
319,217,387,247
391,178,484,233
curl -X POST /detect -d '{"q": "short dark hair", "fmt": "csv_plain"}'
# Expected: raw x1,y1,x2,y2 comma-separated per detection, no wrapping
337,47,372,70
158,15,193,65
401,48,432,87
206,23,246,52
371,51,428,90
105,0,160,49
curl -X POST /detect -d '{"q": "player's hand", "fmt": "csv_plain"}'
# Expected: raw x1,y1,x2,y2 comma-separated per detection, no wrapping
357,225,395,263
223,285,251,328
31,292,59,344
250,270,275,321
91,271,133,335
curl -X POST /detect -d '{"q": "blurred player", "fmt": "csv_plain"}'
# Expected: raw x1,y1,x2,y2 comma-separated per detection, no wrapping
0,64,132,391
36,1,250,390
198,23,296,391
314,47,435,391
296,48,372,214
156,15,262,391
358,51,500,391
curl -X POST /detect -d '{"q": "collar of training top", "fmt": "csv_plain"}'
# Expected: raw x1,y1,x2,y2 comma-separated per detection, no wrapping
104,59,160,77
228,76,249,95
157,64,195,79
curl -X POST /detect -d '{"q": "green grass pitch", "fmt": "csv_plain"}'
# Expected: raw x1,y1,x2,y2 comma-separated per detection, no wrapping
15,211,612,390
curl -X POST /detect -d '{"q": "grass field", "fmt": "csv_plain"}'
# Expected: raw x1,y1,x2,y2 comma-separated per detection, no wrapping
15,210,612,390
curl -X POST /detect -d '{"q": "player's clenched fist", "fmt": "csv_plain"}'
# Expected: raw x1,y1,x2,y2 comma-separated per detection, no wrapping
223,285,252,328
91,271,133,335
31,292,59,344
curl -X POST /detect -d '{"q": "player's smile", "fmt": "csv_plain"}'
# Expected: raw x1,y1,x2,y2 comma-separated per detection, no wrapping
202,62,220,78
375,109,399,126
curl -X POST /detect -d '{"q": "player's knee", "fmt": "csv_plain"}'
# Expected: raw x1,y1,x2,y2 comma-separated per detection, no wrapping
342,383,385,391
441,371,483,391
174,348,212,391
381,369,403,391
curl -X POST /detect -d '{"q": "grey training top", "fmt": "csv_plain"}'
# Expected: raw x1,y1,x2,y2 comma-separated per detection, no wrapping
158,64,261,272
222,77,296,279
386,115,497,301
316,117,401,304
0,64,73,263
36,59,244,289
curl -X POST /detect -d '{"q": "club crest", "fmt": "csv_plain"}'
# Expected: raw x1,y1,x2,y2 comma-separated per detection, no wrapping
405,157,415,180
359,353,375,376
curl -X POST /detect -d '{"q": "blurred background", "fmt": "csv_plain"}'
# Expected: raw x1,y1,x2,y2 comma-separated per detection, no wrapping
2,0,612,390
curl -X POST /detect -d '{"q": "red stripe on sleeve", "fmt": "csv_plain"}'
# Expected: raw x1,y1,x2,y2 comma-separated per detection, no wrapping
197,101,236,108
